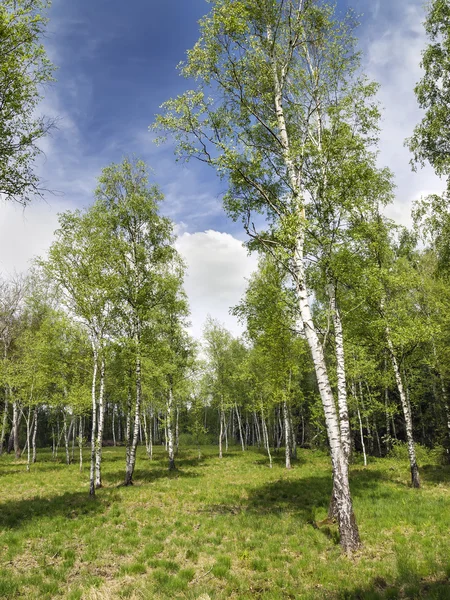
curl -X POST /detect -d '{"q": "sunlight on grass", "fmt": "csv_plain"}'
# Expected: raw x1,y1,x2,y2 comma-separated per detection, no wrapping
1,446,450,599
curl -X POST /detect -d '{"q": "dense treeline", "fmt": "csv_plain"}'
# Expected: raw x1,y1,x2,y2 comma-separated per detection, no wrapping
2,0,450,555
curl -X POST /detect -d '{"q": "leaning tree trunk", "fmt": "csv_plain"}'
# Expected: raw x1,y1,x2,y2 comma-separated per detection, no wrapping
95,356,106,488
254,411,261,448
235,403,245,451
386,328,420,488
261,408,273,468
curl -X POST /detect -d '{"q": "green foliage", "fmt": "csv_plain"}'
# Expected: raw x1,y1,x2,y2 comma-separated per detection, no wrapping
408,0,450,179
0,0,55,204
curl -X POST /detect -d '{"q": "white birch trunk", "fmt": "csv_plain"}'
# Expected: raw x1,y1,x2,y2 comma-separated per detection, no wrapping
142,409,151,459
12,401,20,459
124,339,142,486
0,392,9,455
235,403,245,451
89,345,98,496
25,406,31,471
167,382,175,470
95,356,106,488
63,409,70,466
32,407,37,464
224,410,229,452
386,328,420,488
283,400,291,469
218,408,223,459
175,405,179,454
293,239,360,551
148,406,153,460
79,416,83,473
261,409,272,468
267,21,359,550
112,404,116,447
254,412,261,448
329,287,351,461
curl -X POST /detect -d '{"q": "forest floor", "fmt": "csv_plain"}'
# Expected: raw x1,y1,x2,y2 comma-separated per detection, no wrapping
1,445,450,600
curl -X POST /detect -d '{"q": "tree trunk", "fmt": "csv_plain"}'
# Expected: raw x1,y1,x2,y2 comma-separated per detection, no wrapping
235,403,245,451
12,401,21,459
224,410,228,452
0,391,9,456
32,407,38,464
124,341,142,486
95,356,106,488
254,411,261,448
261,409,272,468
112,404,116,447
293,237,360,552
386,328,420,488
175,405,179,454
63,410,70,466
218,408,223,459
329,287,351,461
25,406,32,472
167,382,176,470
89,346,98,496
283,400,291,469
78,416,83,472
357,400,367,467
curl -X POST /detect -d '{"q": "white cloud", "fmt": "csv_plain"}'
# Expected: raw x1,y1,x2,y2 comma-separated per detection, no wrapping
176,230,258,339
0,197,76,276
360,1,445,227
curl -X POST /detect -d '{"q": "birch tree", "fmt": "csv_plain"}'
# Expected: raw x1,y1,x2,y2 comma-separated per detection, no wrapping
92,158,179,486
46,208,116,495
153,0,387,551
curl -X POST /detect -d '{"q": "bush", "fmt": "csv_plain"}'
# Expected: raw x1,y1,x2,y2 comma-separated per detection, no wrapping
388,441,448,465
178,432,216,446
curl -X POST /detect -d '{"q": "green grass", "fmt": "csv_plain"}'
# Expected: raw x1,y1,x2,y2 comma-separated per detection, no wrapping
1,446,450,599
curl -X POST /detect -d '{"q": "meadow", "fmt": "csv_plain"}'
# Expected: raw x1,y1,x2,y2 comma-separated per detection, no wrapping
1,446,449,600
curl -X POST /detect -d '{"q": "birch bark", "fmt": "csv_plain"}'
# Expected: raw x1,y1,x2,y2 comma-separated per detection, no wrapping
95,356,106,488
385,327,420,488
167,378,176,470
89,345,98,496
267,21,360,549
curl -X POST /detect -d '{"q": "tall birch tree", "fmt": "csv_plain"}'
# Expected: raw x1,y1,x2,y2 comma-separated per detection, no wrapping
153,0,390,551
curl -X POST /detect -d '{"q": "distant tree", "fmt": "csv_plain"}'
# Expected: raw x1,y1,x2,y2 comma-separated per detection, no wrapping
0,0,55,204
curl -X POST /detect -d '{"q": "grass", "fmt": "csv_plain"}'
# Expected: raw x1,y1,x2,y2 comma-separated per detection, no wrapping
1,445,450,599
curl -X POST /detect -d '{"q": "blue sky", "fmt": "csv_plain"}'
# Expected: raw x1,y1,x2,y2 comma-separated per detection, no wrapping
0,0,445,337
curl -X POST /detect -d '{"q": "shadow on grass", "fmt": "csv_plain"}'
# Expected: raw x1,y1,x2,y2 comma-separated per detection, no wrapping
101,465,201,485
420,463,450,485
0,490,108,529
244,468,395,520
336,566,450,599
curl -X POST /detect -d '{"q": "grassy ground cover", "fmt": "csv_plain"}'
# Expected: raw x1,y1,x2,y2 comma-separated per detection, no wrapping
1,445,449,599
